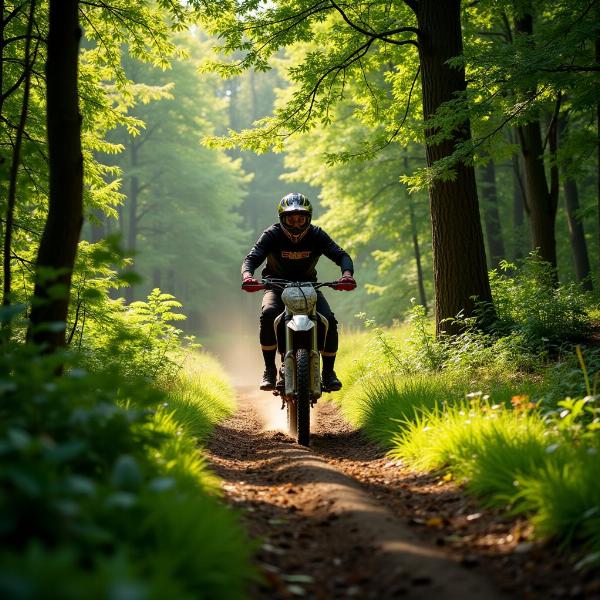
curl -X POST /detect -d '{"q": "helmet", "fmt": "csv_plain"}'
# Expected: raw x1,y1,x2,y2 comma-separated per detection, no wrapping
278,193,312,242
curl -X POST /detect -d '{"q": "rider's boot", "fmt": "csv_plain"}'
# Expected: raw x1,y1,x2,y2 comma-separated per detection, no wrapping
321,354,342,391
260,367,277,391
260,348,277,391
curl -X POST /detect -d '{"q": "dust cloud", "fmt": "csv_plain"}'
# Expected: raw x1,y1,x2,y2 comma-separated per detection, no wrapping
201,298,288,431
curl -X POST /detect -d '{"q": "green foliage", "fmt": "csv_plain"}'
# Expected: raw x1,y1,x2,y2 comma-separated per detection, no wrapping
105,34,249,315
333,318,600,567
78,286,196,383
489,256,590,350
0,338,253,598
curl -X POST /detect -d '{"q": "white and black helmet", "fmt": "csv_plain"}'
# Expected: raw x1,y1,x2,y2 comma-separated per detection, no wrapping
278,193,312,241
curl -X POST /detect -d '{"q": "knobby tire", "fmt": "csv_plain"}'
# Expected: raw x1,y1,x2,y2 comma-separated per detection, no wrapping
295,348,310,446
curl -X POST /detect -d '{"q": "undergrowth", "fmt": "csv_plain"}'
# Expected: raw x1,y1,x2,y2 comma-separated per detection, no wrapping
0,325,254,598
332,256,600,568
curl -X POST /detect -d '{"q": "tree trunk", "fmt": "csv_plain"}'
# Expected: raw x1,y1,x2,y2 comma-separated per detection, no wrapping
479,157,505,269
28,0,83,350
414,0,493,335
511,148,527,259
409,197,428,312
563,174,592,290
3,0,36,310
559,110,592,290
518,120,557,267
514,9,558,270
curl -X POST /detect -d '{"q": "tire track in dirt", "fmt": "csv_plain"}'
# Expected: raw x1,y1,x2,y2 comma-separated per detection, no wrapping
206,389,507,599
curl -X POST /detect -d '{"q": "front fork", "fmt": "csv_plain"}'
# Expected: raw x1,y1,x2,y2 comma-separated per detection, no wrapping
282,314,322,401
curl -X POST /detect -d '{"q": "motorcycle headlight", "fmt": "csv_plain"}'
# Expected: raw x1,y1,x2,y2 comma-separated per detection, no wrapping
282,285,317,314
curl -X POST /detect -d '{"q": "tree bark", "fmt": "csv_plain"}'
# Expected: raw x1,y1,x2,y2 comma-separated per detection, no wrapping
3,0,36,311
479,157,505,268
513,9,558,270
414,0,493,335
28,0,83,350
408,197,428,312
511,145,527,259
563,174,592,290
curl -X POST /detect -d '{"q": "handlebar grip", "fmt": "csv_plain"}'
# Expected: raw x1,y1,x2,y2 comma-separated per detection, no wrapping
332,282,357,291
241,282,266,292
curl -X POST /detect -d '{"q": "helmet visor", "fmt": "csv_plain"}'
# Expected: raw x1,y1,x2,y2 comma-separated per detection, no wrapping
282,213,309,228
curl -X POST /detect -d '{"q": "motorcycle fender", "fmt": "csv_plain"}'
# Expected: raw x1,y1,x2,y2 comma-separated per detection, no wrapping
287,315,314,331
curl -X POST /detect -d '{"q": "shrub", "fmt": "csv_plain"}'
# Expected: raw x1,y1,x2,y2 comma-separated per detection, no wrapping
0,342,253,599
80,288,198,383
489,256,590,351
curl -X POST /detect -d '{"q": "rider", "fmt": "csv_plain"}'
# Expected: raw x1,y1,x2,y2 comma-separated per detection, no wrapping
241,193,356,391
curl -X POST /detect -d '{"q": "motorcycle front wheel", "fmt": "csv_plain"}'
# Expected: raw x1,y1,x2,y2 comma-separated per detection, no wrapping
294,348,311,446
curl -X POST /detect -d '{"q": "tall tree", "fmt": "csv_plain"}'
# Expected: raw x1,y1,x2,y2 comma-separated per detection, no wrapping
201,0,493,335
413,0,492,333
28,0,83,350
513,6,559,270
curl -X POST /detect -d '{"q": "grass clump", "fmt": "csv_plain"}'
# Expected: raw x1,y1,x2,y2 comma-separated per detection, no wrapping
386,390,600,563
163,351,236,441
388,395,550,498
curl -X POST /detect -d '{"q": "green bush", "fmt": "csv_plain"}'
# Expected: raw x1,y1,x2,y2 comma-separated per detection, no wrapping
0,342,254,599
333,321,600,567
489,256,590,351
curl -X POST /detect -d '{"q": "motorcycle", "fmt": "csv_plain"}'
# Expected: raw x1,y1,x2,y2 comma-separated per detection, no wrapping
242,277,352,446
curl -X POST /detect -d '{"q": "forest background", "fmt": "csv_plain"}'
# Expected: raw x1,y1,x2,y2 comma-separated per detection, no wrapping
1,0,600,595
2,0,598,343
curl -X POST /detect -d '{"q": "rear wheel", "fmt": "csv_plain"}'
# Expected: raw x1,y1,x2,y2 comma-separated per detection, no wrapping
295,348,311,446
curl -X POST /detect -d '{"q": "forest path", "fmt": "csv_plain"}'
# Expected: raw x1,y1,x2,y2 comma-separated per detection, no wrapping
206,389,508,600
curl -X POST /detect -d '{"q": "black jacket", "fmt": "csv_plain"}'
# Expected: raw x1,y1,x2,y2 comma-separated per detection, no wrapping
241,224,353,282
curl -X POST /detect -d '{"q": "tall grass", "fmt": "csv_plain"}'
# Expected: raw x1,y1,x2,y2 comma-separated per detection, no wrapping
332,319,600,567
388,400,550,499
164,351,236,442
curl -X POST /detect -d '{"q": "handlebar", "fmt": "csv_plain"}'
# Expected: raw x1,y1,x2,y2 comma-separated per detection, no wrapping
241,277,355,292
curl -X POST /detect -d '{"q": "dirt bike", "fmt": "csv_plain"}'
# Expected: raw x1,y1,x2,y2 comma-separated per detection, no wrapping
242,277,351,446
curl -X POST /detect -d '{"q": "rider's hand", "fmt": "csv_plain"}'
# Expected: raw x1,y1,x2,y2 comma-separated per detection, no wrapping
334,275,356,291
242,275,263,292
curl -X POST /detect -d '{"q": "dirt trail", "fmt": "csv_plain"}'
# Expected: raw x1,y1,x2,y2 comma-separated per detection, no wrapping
207,389,516,599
